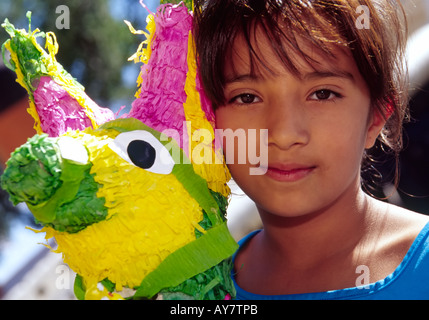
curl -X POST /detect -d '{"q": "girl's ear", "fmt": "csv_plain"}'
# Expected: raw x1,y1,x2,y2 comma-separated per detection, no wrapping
365,107,389,149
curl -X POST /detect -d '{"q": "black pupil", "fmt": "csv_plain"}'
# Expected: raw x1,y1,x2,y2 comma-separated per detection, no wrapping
127,140,156,169
241,94,255,104
316,90,331,100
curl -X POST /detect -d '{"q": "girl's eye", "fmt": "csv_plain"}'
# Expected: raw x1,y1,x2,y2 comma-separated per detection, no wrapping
229,93,261,104
309,89,341,101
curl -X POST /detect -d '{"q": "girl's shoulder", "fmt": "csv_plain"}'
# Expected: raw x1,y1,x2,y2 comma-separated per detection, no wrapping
377,200,429,245
366,200,429,277
371,204,429,299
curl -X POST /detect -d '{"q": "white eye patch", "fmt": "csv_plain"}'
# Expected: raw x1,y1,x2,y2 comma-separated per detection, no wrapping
57,136,89,165
108,130,175,174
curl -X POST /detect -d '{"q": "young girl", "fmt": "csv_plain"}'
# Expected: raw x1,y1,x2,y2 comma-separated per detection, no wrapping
193,0,429,299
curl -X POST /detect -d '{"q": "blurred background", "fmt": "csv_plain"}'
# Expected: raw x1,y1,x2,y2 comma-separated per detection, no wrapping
0,0,428,299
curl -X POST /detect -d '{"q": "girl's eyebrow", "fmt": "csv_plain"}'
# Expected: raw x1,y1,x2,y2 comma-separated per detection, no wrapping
224,73,260,84
301,70,355,83
224,70,355,84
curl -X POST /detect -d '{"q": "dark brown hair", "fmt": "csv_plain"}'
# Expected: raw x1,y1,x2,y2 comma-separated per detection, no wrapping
193,0,408,153
193,0,409,193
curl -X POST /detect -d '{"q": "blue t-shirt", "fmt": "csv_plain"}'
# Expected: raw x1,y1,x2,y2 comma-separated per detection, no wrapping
232,222,429,300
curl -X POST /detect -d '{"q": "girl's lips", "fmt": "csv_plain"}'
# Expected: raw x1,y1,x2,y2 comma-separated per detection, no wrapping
265,164,315,182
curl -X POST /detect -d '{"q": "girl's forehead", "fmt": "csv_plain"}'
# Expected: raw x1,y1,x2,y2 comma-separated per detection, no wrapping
225,26,358,83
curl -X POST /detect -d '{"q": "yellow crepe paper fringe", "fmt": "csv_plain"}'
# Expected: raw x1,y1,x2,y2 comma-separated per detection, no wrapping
183,32,231,197
126,14,156,99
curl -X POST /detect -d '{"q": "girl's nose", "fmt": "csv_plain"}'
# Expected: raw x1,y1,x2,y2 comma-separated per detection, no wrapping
266,98,310,151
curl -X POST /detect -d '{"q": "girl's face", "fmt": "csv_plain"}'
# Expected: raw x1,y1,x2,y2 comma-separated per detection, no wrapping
216,28,385,219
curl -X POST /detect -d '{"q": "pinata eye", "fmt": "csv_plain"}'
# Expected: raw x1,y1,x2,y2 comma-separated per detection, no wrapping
109,130,175,174
127,140,156,169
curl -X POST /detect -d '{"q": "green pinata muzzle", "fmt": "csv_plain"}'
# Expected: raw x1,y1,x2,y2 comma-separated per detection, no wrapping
1,134,108,233
1,135,62,206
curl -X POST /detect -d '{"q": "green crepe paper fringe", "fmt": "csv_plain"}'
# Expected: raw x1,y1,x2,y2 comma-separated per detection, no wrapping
134,221,238,299
195,189,228,238
75,258,236,300
1,134,62,206
159,257,236,300
42,170,108,233
1,134,107,233
1,12,84,92
158,191,235,300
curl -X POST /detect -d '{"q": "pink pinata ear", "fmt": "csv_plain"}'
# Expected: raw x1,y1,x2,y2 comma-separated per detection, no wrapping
33,76,115,137
126,4,192,150
126,3,231,196
33,76,93,137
